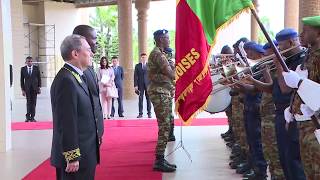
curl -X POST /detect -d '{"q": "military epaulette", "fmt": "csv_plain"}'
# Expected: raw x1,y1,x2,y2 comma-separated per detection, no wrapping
62,148,81,163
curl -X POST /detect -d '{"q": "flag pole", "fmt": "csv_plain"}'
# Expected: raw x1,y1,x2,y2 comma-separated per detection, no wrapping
250,7,289,72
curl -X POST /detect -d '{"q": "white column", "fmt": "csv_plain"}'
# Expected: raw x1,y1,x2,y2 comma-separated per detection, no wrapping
11,0,24,97
135,0,150,56
251,0,259,42
118,0,135,99
284,0,299,31
0,0,13,152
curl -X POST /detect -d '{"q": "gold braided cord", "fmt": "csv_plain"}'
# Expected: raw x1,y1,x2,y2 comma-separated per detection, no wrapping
62,148,81,163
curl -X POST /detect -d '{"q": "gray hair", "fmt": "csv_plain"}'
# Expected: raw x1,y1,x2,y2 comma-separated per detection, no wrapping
60,34,85,61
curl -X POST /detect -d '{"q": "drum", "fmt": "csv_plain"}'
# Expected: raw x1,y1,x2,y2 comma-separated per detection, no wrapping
204,74,231,114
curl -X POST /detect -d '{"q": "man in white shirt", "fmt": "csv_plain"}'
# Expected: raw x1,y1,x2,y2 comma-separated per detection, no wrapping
20,56,41,122
134,53,151,118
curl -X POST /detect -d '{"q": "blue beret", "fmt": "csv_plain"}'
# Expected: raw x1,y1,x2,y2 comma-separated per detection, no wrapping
263,40,278,50
233,37,249,48
164,47,173,54
153,29,168,38
275,28,298,42
244,41,265,54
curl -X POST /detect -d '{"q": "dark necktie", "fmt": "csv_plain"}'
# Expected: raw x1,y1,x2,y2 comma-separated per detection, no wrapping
81,74,88,84
28,68,31,75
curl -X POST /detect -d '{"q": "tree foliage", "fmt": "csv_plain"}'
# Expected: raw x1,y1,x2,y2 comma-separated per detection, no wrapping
90,6,119,64
257,16,275,44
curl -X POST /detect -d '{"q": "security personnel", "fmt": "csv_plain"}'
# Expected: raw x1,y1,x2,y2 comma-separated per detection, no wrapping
246,41,286,179
273,28,306,180
235,41,267,179
281,16,320,180
147,29,176,172
164,47,175,142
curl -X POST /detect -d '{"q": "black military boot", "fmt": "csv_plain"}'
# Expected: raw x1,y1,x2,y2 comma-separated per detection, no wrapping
164,159,177,168
153,155,176,172
221,128,232,138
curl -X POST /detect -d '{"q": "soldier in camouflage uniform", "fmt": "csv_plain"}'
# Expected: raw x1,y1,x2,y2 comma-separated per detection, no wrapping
147,29,176,172
282,16,320,180
258,42,285,179
164,47,176,142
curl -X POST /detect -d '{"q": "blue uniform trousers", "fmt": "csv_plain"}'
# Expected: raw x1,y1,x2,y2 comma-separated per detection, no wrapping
244,106,267,174
275,110,306,180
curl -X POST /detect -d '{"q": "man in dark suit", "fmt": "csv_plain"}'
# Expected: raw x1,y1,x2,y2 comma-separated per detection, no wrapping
51,34,99,180
134,53,151,118
20,56,41,122
111,56,124,117
73,25,104,145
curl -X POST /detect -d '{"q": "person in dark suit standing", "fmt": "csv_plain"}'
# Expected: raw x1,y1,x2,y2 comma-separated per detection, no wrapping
50,34,99,180
134,53,151,118
20,56,41,122
73,25,104,145
111,56,124,117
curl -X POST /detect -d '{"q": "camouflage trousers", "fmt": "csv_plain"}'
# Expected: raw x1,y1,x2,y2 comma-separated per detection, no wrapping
169,99,174,136
149,93,172,156
231,97,241,144
232,97,248,153
225,104,233,128
261,113,285,179
297,120,320,180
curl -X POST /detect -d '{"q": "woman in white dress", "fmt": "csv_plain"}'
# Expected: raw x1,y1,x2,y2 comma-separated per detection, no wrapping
97,56,116,119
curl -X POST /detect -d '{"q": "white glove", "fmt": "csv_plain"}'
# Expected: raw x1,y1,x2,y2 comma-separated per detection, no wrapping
282,70,302,88
295,65,308,79
284,107,294,123
300,104,315,117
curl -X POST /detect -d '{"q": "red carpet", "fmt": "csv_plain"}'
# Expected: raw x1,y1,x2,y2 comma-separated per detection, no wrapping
23,121,161,180
12,118,227,131
21,118,227,179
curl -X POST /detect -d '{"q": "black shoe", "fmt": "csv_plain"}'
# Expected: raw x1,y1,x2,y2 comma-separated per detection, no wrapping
168,135,176,142
119,114,124,117
30,118,36,122
110,114,114,117
221,129,232,138
148,114,152,118
153,159,176,172
243,169,255,178
236,163,250,174
137,114,143,118
224,136,234,142
25,119,30,122
226,141,234,148
164,159,177,168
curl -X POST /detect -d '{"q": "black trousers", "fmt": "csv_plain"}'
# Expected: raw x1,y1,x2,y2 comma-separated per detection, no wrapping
26,88,37,119
138,86,151,115
56,166,96,180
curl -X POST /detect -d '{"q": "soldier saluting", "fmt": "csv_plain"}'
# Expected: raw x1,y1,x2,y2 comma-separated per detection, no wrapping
147,29,176,172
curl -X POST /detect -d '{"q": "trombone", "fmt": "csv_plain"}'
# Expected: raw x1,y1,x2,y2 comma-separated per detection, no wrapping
210,46,307,95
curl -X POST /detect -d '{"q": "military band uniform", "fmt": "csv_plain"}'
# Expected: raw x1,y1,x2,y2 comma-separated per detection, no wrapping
291,48,320,180
272,56,306,180
260,92,285,179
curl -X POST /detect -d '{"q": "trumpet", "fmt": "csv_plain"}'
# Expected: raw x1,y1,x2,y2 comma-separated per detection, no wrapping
210,46,307,95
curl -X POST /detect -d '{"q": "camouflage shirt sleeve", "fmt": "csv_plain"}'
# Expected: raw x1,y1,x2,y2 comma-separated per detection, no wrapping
157,53,175,80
